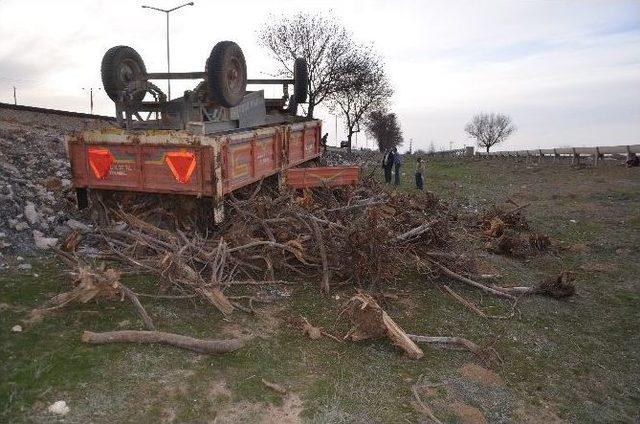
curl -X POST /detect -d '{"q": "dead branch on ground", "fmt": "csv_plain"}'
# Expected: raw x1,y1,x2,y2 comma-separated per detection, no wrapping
407,334,501,364
81,330,244,354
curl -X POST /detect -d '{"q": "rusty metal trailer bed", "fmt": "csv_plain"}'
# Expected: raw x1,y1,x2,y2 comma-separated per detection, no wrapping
67,41,359,223
67,119,338,222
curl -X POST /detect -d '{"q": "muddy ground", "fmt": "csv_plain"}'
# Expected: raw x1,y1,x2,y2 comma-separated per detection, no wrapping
1,126,639,422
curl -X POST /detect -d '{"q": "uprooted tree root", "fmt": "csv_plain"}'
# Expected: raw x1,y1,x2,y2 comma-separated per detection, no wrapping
343,292,500,363
495,271,576,299
36,177,575,358
344,292,424,359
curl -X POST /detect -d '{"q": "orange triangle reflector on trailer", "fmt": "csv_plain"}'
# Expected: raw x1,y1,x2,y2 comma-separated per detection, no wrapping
165,151,196,184
88,148,114,180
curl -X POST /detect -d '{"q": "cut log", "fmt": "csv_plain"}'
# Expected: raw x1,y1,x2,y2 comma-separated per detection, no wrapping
198,287,234,316
346,293,424,359
381,311,424,359
81,330,244,354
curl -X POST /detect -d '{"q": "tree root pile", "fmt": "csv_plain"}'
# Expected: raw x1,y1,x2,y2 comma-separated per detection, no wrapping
39,177,575,357
481,199,552,257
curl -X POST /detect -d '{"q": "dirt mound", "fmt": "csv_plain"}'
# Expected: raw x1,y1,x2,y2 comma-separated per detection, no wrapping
458,363,505,388
448,401,487,424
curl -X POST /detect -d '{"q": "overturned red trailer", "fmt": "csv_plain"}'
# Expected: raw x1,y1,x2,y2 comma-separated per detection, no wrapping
67,41,359,222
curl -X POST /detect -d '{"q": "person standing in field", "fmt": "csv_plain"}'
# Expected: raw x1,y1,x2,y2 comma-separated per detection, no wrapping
382,148,395,184
321,133,328,153
393,147,402,185
415,157,425,190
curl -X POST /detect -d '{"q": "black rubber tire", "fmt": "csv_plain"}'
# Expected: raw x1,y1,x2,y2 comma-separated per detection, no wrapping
101,46,147,103
293,58,308,103
286,95,298,115
206,41,247,107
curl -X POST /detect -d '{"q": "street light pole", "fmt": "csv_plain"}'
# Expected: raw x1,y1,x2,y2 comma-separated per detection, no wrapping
82,87,101,114
142,2,194,101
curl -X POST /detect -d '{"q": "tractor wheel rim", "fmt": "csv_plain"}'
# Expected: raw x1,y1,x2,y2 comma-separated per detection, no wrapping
119,59,140,85
227,57,242,93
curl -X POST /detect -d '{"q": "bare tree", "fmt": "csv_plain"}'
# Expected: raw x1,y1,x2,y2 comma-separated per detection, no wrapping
365,110,403,152
330,48,393,152
464,113,516,153
257,12,355,118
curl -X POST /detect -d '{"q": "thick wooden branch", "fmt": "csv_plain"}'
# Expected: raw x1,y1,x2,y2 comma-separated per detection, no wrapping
428,259,515,300
81,330,244,354
119,284,156,330
310,219,330,293
407,334,501,363
395,221,434,242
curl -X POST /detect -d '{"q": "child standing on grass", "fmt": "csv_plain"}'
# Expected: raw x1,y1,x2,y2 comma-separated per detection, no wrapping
415,157,425,190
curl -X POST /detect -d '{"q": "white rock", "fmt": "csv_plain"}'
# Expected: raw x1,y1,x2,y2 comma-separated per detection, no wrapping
24,202,40,225
12,325,22,332
14,222,29,231
33,230,58,250
66,219,91,232
48,400,70,416
18,263,32,271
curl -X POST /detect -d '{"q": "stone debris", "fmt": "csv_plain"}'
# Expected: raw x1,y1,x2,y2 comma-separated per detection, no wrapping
66,219,92,232
23,202,40,225
324,146,380,167
47,400,70,416
33,230,58,250
0,116,107,254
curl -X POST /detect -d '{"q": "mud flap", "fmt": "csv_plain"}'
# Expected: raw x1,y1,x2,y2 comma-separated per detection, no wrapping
76,188,89,209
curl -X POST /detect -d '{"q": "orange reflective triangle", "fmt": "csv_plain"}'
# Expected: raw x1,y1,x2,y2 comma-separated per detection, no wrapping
88,148,114,180
165,151,196,184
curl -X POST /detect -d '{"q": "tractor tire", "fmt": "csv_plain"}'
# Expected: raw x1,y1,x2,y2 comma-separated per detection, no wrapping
206,41,247,108
293,58,308,103
101,46,147,103
285,95,298,115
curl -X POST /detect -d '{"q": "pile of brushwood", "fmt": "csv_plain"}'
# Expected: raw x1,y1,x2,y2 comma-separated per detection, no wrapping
38,176,575,357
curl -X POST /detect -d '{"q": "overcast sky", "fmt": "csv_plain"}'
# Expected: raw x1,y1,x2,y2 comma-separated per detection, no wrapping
1,0,638,151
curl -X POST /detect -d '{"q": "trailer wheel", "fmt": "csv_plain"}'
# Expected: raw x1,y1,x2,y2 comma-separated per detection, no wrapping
293,58,308,103
206,41,247,108
285,96,298,115
101,46,147,103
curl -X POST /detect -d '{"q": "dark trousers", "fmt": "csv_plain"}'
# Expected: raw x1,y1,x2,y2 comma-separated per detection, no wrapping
384,166,393,183
415,172,424,190
394,163,401,185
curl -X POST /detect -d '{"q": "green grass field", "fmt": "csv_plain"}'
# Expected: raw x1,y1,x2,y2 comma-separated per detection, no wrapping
1,158,639,423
